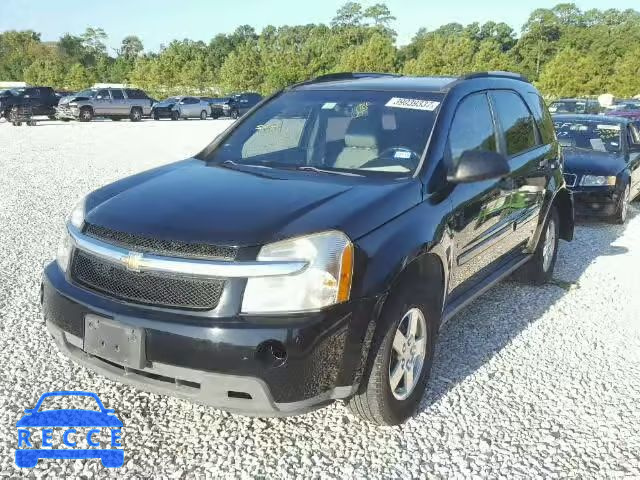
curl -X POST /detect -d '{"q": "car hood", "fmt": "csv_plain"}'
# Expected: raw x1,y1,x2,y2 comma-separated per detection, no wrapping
562,147,626,176
154,100,177,107
16,410,123,427
85,160,421,247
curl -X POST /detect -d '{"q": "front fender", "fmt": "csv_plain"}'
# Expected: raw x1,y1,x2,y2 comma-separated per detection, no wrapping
353,198,451,303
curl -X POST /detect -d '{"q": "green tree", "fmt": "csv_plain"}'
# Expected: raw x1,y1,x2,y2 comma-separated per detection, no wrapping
337,33,397,72
218,42,264,93
65,63,95,90
404,35,476,76
332,2,364,27
119,35,144,60
536,48,603,97
24,54,66,87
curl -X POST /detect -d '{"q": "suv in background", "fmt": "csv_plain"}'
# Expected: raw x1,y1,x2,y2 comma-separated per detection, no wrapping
43,72,573,425
548,98,601,115
0,86,60,119
62,88,153,122
221,92,262,118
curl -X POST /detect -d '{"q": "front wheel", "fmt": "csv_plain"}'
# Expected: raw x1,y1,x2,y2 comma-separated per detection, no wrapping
79,107,93,122
347,285,436,425
200,110,208,120
231,109,239,119
613,184,630,225
514,206,559,285
171,110,180,121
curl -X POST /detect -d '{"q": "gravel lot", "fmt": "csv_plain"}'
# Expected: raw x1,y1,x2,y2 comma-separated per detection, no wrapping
1,118,639,478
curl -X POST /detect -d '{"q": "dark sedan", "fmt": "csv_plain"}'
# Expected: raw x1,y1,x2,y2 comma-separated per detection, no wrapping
554,114,640,223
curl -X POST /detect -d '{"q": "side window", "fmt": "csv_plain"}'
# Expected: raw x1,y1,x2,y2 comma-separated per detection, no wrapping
628,124,640,145
528,93,556,145
111,89,125,100
447,93,497,167
491,91,538,156
96,89,110,100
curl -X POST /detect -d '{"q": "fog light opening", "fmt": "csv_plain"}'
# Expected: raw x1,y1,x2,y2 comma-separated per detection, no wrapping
256,340,288,368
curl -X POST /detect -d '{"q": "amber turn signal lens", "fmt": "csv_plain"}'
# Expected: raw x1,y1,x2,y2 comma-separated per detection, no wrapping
337,242,354,303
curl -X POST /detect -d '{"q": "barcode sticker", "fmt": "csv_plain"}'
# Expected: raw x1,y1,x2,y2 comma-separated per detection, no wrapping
386,98,440,111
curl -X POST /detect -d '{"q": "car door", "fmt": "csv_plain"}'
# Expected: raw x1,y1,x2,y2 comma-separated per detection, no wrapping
93,89,111,115
446,92,518,295
627,123,640,197
22,88,44,114
110,89,127,116
489,90,549,249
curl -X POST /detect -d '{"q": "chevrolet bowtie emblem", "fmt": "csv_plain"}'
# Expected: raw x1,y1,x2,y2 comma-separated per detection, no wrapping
122,252,143,272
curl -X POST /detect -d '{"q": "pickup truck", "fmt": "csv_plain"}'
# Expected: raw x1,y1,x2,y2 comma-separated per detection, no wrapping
0,87,60,119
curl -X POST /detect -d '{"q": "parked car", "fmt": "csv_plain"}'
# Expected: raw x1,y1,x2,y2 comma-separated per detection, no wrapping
0,86,59,119
151,96,211,120
607,108,640,122
220,92,263,118
57,88,153,122
548,98,601,115
554,114,640,223
43,71,573,426
201,96,230,118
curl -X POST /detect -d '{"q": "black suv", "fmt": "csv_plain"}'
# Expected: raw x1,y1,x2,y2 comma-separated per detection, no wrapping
220,92,263,118
0,86,59,119
43,72,573,425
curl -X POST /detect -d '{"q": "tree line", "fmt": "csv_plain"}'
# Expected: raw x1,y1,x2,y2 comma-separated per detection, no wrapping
1,2,640,99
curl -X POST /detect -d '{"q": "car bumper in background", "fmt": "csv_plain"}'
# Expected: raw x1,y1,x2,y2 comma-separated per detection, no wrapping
42,262,379,415
55,106,79,119
571,187,621,217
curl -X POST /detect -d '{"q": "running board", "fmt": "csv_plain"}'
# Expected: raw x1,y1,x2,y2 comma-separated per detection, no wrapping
441,254,532,327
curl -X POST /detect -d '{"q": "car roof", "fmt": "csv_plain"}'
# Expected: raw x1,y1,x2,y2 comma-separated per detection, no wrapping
553,113,630,124
294,76,459,93
552,98,598,102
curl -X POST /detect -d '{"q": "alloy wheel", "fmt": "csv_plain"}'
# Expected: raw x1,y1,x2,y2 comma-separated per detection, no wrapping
389,307,428,401
620,185,630,223
542,216,556,272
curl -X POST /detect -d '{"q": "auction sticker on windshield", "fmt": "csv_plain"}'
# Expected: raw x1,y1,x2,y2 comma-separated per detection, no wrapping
385,97,440,111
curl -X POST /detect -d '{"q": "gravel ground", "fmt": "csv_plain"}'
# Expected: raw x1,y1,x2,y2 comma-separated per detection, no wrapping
1,118,639,479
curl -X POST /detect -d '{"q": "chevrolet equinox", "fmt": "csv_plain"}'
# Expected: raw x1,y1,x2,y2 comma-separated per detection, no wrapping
43,72,574,425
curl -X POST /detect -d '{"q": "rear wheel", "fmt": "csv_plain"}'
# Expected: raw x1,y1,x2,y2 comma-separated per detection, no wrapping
347,284,437,425
231,109,239,119
514,206,559,285
200,110,208,120
129,107,142,122
79,107,93,122
613,184,630,224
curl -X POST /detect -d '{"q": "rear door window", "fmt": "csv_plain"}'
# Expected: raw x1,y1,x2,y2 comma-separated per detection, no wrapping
447,93,497,167
491,90,539,156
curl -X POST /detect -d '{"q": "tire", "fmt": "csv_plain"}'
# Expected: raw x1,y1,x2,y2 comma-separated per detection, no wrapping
231,109,239,119
613,183,630,225
171,110,180,121
200,110,207,120
514,206,560,285
153,113,160,121
347,283,437,425
129,107,142,122
79,107,93,122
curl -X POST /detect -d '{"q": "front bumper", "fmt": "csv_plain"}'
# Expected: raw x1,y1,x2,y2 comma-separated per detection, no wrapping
571,187,621,217
55,106,79,120
151,107,174,118
42,262,379,416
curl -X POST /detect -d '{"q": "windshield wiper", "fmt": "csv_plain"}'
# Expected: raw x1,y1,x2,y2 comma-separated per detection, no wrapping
296,166,363,177
222,160,273,169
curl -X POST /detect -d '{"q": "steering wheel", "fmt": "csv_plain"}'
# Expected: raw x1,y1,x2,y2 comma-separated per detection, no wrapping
360,146,420,169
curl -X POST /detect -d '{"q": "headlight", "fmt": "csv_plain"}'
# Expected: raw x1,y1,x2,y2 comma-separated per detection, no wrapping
68,198,86,230
580,175,616,187
241,231,354,314
56,227,72,273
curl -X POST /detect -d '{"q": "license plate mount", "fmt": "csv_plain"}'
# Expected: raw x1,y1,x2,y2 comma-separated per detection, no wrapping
84,315,145,369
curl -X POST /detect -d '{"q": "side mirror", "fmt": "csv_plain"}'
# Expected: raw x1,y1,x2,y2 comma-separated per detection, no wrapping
448,150,510,184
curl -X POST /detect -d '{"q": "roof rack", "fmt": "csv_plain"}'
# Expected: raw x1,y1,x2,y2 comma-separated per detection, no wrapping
289,72,402,89
462,71,531,83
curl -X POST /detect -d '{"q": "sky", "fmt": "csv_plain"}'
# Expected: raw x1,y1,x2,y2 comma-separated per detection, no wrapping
1,0,638,52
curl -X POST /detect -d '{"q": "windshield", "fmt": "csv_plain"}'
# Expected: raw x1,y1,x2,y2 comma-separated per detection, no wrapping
554,119,622,153
164,97,180,103
206,90,442,175
549,101,588,114
74,89,95,98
